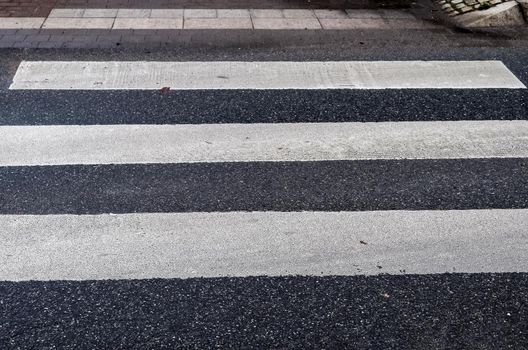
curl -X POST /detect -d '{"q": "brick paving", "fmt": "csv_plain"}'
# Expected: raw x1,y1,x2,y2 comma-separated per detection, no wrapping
438,0,510,15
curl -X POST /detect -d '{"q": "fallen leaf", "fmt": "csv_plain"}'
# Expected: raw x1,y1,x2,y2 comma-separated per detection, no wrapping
160,86,171,94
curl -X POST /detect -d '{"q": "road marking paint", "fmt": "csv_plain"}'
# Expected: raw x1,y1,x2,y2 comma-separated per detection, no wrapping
9,61,525,90
1,209,527,281
1,121,528,166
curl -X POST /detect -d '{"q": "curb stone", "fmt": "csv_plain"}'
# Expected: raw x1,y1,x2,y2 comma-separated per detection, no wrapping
440,0,526,27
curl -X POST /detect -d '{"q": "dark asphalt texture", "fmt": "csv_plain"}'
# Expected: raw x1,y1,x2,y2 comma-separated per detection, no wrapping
1,273,527,349
1,43,528,349
0,89,527,125
1,158,528,214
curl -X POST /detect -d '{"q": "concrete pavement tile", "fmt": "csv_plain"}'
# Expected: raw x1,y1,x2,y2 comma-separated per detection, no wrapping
184,18,252,29
0,18,45,29
117,9,151,18
282,10,316,18
319,18,390,29
314,9,349,19
217,9,251,18
252,18,321,29
42,18,114,29
150,9,183,18
83,9,119,18
184,9,217,18
113,18,183,29
48,9,85,18
250,9,284,18
346,10,383,19
381,10,416,19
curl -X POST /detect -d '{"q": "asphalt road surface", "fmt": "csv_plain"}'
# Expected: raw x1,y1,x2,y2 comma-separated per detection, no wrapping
1,40,528,349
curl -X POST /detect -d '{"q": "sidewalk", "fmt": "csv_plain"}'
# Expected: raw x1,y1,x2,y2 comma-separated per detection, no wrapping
0,0,410,17
0,6,445,48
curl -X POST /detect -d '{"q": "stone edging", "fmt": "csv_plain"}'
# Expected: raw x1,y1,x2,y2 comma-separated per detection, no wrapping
439,0,508,16
438,0,527,26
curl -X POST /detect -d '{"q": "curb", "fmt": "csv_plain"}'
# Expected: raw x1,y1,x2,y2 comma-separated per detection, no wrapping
453,1,525,27
436,0,527,27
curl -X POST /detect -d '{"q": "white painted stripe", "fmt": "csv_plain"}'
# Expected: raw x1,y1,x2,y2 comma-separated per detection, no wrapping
1,121,528,166
9,61,525,90
1,209,527,281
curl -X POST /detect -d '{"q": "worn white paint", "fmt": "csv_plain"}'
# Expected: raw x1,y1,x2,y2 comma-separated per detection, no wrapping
1,209,527,281
9,61,526,90
1,121,527,166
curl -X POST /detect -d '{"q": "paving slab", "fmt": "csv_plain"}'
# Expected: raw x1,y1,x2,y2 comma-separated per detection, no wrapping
48,8,85,17
252,18,322,29
250,9,285,18
320,18,390,28
82,8,118,17
113,18,183,29
150,9,184,18
184,18,252,29
314,9,349,18
282,9,316,18
184,9,217,18
0,17,45,29
116,9,151,18
217,9,251,18
42,17,114,29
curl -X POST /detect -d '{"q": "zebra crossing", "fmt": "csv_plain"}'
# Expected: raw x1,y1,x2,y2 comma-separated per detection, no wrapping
1,57,527,282
1,51,528,348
